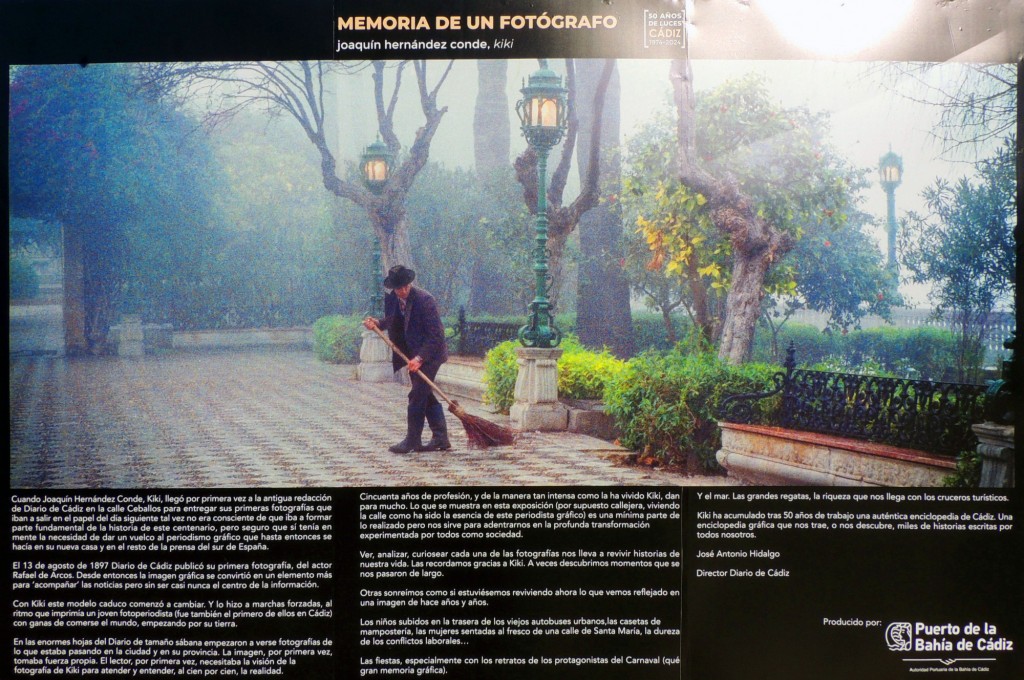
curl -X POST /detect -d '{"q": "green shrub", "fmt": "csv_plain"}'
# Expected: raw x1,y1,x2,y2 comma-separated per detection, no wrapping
9,256,40,300
753,322,840,366
844,326,958,381
312,314,364,364
633,312,694,353
482,339,520,413
482,334,627,413
603,351,779,472
943,449,982,488
555,337,627,400
754,322,961,381
807,355,897,378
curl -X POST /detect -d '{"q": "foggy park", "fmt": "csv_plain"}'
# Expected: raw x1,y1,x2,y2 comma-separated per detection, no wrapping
8,58,1016,489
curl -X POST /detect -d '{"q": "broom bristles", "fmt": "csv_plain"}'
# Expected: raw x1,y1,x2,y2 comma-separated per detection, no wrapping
448,401,517,448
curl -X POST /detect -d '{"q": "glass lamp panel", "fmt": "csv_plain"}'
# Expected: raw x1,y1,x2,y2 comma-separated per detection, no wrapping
539,98,559,127
365,159,387,182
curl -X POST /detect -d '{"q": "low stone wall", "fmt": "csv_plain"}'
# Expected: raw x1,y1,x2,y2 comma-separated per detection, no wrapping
716,422,957,487
436,356,489,404
172,327,312,350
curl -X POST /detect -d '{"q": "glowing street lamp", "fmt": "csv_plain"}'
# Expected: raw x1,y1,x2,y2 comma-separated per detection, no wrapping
879,149,903,268
515,61,568,348
360,139,393,315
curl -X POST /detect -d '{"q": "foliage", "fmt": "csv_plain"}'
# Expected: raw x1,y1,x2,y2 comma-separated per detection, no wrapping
9,63,222,351
603,350,778,471
899,139,1016,383
482,334,626,413
943,450,982,488
9,256,41,300
632,312,693,353
554,336,627,401
806,356,897,379
312,315,365,364
751,323,841,367
761,207,901,358
9,217,61,255
482,340,521,413
752,323,961,382
624,78,879,353
621,108,727,344
842,326,959,382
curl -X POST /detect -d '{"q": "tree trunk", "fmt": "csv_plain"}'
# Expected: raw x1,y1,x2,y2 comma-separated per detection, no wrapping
662,307,677,345
686,246,714,348
670,58,794,364
574,60,634,357
717,235,774,363
473,60,510,173
469,60,512,315
373,210,413,272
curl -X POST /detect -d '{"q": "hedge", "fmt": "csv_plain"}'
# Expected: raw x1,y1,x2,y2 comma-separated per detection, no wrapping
312,314,364,364
482,335,627,413
603,351,779,473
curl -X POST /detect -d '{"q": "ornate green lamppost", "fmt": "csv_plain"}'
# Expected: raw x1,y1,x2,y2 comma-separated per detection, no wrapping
515,61,568,348
879,149,903,268
356,139,396,383
360,138,393,315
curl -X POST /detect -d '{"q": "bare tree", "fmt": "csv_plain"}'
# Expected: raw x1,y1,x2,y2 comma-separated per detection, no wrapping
871,62,1017,159
141,60,453,270
670,58,795,364
513,58,616,310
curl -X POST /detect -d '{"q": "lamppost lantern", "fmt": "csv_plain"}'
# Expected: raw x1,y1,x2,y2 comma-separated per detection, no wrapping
878,148,903,268
515,62,568,152
360,138,393,195
515,61,568,349
879,150,903,191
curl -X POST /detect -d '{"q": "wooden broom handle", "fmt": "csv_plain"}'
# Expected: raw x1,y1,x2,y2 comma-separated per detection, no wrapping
368,324,456,406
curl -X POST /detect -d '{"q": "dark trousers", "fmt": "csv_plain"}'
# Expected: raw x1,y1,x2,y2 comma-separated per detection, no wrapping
408,363,441,409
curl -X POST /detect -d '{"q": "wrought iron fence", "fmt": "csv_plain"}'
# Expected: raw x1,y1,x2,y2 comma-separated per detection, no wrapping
719,344,989,457
449,307,521,357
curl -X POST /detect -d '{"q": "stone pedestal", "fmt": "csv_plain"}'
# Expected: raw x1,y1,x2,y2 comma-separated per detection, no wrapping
357,330,394,382
510,347,568,431
116,314,145,357
973,422,1015,488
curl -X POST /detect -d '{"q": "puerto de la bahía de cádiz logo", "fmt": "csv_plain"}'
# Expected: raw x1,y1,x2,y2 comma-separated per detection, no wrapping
884,620,1014,668
885,622,914,652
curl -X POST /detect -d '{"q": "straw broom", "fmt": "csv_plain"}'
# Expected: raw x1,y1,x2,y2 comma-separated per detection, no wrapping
369,326,517,448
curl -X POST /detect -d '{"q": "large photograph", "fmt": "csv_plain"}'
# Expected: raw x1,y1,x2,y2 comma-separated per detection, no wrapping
4,2,1021,679
9,56,1016,489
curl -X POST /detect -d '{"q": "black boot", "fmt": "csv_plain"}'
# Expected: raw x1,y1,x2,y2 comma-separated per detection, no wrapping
417,403,452,451
389,405,425,453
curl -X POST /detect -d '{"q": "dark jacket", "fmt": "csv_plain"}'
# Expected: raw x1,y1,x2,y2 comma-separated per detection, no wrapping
378,286,449,373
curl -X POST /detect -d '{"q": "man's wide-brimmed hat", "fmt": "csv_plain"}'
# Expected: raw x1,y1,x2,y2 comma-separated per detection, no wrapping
383,265,415,289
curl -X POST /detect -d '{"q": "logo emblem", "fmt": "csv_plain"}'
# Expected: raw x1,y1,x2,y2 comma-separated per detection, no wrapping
886,622,913,651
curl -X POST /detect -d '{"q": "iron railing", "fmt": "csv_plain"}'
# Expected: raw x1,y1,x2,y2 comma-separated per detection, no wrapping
718,344,989,457
450,307,521,357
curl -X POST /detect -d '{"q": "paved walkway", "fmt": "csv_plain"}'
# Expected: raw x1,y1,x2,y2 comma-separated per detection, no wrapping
9,348,739,489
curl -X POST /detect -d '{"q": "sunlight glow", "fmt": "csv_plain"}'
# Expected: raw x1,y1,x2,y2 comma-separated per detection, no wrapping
758,0,915,57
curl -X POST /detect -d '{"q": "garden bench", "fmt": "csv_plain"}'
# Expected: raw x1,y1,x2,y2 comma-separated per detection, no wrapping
716,344,988,486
